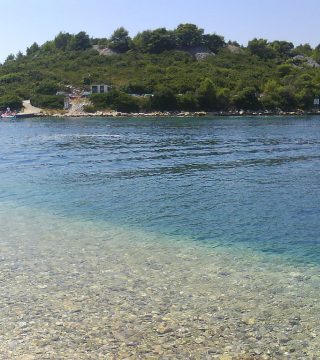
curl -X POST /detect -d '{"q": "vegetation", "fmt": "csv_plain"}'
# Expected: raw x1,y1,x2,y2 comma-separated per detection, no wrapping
0,94,22,111
0,24,320,113
30,95,64,109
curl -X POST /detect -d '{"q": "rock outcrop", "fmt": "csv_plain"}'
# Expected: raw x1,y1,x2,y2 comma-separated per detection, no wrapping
185,46,215,61
92,45,119,56
293,55,320,68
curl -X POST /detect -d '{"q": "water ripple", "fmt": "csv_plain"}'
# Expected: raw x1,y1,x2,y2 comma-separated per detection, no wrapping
0,116,320,264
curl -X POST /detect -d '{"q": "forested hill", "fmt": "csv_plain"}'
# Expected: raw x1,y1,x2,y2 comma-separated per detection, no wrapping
1,24,320,113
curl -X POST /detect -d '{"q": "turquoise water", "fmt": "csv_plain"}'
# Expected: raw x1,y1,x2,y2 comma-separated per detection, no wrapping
1,116,320,358
1,116,320,263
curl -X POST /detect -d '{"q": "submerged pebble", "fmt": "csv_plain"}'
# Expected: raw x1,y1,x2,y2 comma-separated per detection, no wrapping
0,209,319,359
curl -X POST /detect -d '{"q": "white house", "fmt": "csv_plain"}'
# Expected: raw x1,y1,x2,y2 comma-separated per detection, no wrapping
91,84,112,94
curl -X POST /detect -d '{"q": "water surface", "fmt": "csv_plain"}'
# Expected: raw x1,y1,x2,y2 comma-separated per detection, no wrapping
0,116,319,358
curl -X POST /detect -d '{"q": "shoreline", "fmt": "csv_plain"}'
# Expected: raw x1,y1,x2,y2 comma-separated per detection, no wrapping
17,109,320,119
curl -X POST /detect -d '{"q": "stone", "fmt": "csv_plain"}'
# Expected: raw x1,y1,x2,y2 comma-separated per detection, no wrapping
219,355,232,360
156,324,174,335
194,337,205,344
242,317,256,325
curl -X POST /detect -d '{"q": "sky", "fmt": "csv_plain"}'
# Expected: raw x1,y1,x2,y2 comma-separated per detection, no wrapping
0,0,319,61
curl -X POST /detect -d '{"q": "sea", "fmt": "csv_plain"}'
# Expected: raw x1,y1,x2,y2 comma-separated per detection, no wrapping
0,116,319,359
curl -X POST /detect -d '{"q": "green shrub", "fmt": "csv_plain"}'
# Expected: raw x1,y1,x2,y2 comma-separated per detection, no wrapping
0,95,22,111
90,91,140,112
35,81,60,95
83,105,96,113
30,95,64,109
151,87,177,111
0,74,23,84
177,92,198,111
89,93,112,109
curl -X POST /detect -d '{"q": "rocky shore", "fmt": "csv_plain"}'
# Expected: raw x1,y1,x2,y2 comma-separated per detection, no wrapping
17,98,320,118
30,109,320,118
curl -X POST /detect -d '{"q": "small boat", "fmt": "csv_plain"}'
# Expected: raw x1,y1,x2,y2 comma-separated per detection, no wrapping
1,108,17,119
1,114,16,119
1,114,16,118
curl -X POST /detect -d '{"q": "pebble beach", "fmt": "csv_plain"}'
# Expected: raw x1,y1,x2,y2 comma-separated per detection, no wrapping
0,206,319,359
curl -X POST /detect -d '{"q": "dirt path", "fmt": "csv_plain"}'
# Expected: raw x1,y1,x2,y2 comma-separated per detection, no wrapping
21,100,42,114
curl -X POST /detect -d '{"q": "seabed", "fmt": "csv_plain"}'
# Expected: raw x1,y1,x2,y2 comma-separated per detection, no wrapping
0,205,319,359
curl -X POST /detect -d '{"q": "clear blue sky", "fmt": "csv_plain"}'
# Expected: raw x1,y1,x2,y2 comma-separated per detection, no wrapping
1,0,319,61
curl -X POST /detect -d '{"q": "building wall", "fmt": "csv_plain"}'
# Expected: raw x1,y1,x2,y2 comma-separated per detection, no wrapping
91,85,111,94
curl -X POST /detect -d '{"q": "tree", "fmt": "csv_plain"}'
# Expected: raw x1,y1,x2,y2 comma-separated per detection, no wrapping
108,27,131,53
122,82,151,95
293,43,313,56
70,31,91,51
177,92,199,111
41,41,55,53
152,87,177,110
260,80,281,109
4,54,15,63
295,87,314,109
216,88,231,110
175,23,204,48
90,93,113,109
261,80,297,110
0,74,23,84
31,95,64,109
196,78,217,110
35,80,60,95
0,94,22,111
232,87,260,110
132,28,176,53
247,38,274,59
16,51,24,60
89,90,140,112
202,34,225,53
313,46,320,63
26,42,39,56
270,40,294,58
112,92,140,112
276,64,294,77
228,40,240,47
54,32,73,50
277,86,298,110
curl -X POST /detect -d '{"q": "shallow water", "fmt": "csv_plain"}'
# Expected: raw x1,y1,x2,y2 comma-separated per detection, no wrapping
0,116,320,359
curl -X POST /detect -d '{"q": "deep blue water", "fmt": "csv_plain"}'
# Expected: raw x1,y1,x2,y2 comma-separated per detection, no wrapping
1,116,320,264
